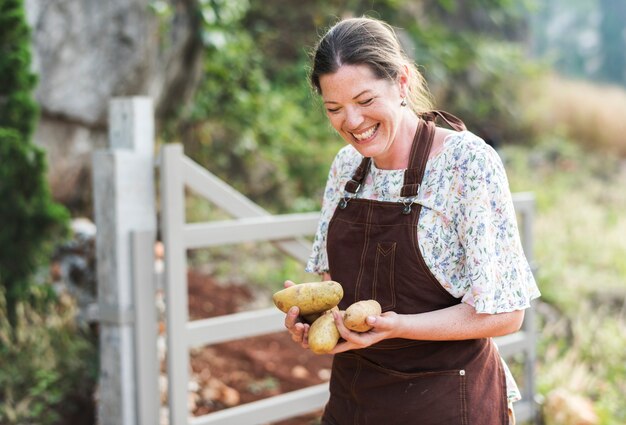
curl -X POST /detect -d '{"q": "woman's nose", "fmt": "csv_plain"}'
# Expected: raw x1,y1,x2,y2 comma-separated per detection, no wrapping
344,106,364,130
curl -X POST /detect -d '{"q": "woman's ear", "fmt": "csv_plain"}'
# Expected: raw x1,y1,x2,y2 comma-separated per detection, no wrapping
397,64,410,98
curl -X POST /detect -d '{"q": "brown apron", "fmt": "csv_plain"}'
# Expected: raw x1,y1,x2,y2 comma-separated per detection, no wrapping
322,112,508,425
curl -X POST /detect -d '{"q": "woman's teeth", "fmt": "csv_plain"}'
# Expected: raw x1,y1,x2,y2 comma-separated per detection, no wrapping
353,124,378,141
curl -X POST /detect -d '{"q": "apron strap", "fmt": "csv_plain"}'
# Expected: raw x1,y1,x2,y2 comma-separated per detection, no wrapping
400,118,435,197
344,156,372,194
423,110,467,132
400,111,466,197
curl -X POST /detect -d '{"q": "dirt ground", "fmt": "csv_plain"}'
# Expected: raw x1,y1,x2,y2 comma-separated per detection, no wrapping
185,270,333,424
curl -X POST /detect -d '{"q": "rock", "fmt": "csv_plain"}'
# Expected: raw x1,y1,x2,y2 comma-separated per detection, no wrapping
200,385,220,402
219,385,240,407
188,377,200,393
52,217,98,317
154,241,165,260
317,368,331,381
543,388,599,425
197,378,241,408
24,0,204,209
159,374,168,404
72,217,97,240
291,365,309,379
187,392,200,412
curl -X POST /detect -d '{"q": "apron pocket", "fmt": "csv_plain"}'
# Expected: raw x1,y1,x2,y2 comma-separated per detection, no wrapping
372,241,396,310
353,358,468,425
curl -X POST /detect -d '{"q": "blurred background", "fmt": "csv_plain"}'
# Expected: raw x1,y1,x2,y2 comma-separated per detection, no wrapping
1,0,625,424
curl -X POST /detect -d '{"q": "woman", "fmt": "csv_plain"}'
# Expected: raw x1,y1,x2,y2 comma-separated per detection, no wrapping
283,16,540,424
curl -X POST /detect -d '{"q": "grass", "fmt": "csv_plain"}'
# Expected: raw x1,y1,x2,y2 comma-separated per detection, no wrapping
502,136,626,424
520,74,626,157
506,136,626,313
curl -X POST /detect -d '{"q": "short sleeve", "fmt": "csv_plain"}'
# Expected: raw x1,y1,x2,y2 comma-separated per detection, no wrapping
305,146,357,274
453,141,540,314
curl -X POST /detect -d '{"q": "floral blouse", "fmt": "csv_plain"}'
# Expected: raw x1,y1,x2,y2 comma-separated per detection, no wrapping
305,130,541,403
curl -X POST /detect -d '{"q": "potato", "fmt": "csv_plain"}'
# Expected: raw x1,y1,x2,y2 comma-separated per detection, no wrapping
272,281,343,315
302,312,322,325
308,308,342,354
343,300,382,332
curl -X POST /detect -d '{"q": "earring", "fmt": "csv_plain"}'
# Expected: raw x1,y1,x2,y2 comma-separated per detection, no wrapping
400,98,407,107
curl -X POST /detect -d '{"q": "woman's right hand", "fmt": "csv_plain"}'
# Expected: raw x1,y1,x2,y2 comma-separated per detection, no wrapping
283,280,310,349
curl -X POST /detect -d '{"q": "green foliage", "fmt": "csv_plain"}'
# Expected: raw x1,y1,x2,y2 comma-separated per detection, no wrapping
242,0,408,80
197,0,249,49
177,0,341,212
503,139,626,424
0,0,38,139
404,0,538,143
0,2,86,422
505,135,626,313
172,0,539,218
0,125,69,319
0,286,98,424
0,0,69,317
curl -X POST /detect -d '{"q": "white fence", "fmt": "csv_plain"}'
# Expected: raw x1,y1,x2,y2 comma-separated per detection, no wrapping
93,97,539,425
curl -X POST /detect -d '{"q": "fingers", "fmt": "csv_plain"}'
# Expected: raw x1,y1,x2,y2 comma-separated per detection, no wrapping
300,323,310,348
285,306,300,328
284,306,310,348
283,280,296,288
332,309,351,338
329,310,398,353
331,309,368,348
290,321,307,342
369,311,398,332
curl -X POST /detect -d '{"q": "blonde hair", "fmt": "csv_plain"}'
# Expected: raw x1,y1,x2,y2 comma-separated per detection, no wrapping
310,17,434,114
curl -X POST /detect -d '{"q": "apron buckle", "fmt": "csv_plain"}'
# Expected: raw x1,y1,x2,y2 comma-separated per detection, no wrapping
401,198,416,215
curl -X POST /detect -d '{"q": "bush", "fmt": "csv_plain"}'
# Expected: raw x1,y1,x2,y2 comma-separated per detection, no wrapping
0,0,69,319
0,0,38,137
0,285,98,425
0,2,92,423
0,130,69,316
177,3,341,213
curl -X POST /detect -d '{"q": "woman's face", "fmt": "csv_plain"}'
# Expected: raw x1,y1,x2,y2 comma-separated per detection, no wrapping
319,64,408,168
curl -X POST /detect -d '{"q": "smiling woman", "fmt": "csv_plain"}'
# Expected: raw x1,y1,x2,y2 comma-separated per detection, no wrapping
281,16,540,425
319,65,413,169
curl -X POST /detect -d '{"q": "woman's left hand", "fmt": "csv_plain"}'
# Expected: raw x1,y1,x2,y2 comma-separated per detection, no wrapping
329,309,400,353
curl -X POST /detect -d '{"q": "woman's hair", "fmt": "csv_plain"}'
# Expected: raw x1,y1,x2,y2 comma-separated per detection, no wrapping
310,17,434,114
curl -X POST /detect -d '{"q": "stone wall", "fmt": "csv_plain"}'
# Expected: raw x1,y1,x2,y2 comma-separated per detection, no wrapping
24,0,203,211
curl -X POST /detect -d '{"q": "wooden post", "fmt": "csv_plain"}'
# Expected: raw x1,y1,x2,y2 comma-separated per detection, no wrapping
93,97,158,425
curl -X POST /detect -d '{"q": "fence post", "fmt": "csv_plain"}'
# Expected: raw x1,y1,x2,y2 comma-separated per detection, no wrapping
160,144,190,425
521,195,539,423
93,97,157,425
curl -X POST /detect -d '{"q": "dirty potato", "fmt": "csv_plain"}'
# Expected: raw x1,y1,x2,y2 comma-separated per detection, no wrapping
308,307,342,354
343,300,382,332
272,281,343,315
